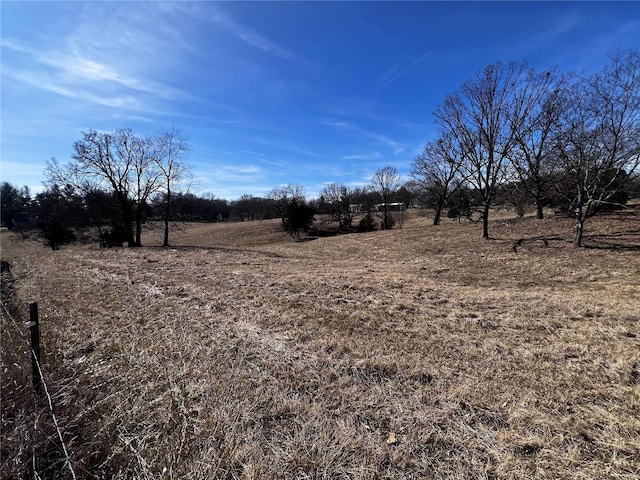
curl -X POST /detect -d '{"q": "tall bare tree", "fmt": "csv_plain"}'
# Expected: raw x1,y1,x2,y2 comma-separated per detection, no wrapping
556,50,640,247
510,68,566,219
435,61,532,238
370,166,402,229
411,132,464,225
319,182,354,228
151,127,190,247
46,128,163,247
47,130,135,245
268,184,306,226
118,129,161,246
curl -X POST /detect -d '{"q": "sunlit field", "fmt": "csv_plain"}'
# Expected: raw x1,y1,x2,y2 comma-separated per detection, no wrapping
2,207,639,479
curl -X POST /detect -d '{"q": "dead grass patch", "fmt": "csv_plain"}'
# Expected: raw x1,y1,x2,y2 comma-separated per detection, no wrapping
1,208,639,478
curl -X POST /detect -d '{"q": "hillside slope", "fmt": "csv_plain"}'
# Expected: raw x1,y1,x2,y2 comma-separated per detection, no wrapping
2,208,639,479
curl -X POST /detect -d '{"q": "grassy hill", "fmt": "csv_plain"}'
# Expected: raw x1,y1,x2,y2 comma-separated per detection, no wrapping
2,207,639,479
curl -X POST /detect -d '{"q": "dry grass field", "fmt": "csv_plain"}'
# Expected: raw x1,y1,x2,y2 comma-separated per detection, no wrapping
2,207,640,479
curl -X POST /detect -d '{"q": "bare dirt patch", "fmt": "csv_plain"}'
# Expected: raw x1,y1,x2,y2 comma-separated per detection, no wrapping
2,208,639,479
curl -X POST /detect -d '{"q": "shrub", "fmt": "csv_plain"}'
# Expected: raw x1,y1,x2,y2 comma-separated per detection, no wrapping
357,213,378,232
40,221,76,250
283,200,315,239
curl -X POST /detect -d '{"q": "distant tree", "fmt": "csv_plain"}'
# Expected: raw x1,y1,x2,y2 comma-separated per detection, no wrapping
47,130,134,245
232,194,256,221
625,174,640,199
231,195,274,221
393,185,415,209
351,186,378,214
446,186,474,221
510,68,566,219
151,127,190,247
357,212,378,232
435,61,533,238
40,220,77,250
318,182,354,228
120,129,161,246
1,182,29,229
47,128,166,247
268,184,306,226
33,184,82,249
411,133,464,225
495,179,532,217
201,193,230,221
283,198,316,239
370,166,402,229
84,188,130,247
555,50,640,247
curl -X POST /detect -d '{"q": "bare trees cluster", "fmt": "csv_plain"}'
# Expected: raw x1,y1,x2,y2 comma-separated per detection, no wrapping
316,167,407,233
46,127,189,247
412,49,640,246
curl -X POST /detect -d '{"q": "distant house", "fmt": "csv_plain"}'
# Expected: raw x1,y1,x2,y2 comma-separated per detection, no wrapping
349,204,363,214
374,203,406,212
348,202,406,214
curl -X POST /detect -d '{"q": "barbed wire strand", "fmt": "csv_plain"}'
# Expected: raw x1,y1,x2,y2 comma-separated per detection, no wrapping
2,302,78,480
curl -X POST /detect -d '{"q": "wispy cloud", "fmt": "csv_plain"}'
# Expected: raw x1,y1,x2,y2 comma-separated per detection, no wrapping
322,120,405,155
2,37,190,106
206,4,318,70
376,51,431,91
1,160,47,177
252,137,321,158
343,152,383,161
3,67,143,109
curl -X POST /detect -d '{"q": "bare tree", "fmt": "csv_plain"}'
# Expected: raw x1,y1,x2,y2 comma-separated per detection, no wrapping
411,132,464,225
556,50,640,247
435,61,532,238
46,128,162,247
47,130,135,245
151,127,190,247
370,166,402,229
510,68,566,219
268,184,306,226
118,129,161,246
319,182,354,228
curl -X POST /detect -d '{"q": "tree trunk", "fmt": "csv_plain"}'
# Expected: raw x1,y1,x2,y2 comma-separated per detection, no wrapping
536,203,544,220
433,205,442,226
573,215,585,248
572,199,586,248
134,206,143,247
482,204,490,239
118,195,135,247
163,184,171,247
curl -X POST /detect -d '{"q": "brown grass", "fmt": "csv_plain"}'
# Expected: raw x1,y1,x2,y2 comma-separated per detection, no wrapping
2,206,639,479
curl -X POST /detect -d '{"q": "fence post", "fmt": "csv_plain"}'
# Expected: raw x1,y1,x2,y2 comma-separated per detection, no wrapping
29,302,43,403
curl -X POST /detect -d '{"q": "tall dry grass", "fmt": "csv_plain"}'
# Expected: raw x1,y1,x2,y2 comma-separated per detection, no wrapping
1,207,639,479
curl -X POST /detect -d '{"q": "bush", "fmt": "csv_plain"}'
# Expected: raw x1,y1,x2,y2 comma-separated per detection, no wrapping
283,200,315,239
98,224,128,248
40,221,76,250
357,213,378,232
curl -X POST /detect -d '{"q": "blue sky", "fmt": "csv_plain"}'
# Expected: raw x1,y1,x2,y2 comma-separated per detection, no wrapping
2,1,639,199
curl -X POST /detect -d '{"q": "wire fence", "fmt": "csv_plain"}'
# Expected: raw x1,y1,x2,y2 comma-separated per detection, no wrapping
2,301,77,480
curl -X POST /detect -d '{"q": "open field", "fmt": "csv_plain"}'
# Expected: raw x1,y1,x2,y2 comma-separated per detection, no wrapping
2,207,640,479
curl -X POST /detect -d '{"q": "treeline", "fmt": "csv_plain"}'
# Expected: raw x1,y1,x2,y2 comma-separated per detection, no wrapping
0,165,410,248
2,50,639,249
0,183,290,247
411,49,640,246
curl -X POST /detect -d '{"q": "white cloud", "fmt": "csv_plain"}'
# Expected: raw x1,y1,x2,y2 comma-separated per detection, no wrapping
322,119,406,155
376,51,431,91
2,36,189,105
343,152,383,161
206,4,318,70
